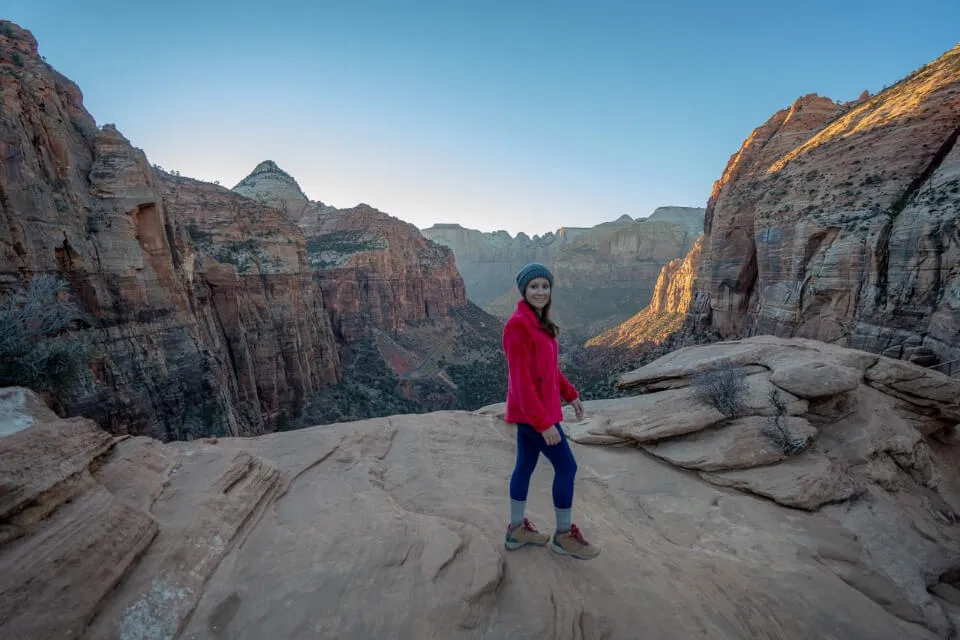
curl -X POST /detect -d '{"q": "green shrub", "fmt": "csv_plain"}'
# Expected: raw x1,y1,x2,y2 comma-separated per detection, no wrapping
447,354,507,409
306,231,387,268
292,337,423,428
0,275,91,392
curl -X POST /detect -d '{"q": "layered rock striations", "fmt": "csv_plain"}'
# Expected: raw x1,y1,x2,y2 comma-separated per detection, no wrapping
4,334,959,638
420,223,588,305
158,173,341,427
231,162,507,419
232,164,468,343
0,19,498,439
0,21,342,439
548,210,703,336
692,44,960,371
428,207,704,335
587,234,703,351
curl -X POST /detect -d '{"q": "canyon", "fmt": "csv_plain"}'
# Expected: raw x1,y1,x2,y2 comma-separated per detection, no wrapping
2,16,960,640
0,20,503,440
582,43,960,394
423,206,704,337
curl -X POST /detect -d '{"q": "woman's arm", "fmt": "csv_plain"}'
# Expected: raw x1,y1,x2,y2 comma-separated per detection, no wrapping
503,321,552,431
558,368,579,403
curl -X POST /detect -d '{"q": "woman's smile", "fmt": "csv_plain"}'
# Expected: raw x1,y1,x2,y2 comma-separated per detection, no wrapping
525,277,551,308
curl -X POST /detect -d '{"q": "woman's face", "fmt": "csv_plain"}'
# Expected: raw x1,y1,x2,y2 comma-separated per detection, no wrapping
524,277,551,310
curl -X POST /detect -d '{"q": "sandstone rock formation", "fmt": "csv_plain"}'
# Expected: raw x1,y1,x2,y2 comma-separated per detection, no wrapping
424,207,704,335
0,21,341,440
232,160,313,220
691,44,960,372
0,20,506,439
4,333,960,639
587,234,703,352
230,161,508,417
547,210,703,336
483,335,960,637
158,172,342,427
420,223,588,305
232,162,469,341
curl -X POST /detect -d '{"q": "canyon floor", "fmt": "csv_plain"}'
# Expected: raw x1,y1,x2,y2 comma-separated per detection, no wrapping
2,337,959,640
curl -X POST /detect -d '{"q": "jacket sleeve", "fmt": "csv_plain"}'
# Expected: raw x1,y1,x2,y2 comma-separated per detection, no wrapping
503,321,552,431
558,367,579,403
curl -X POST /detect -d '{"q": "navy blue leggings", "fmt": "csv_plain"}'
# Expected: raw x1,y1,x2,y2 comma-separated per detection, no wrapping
509,423,578,510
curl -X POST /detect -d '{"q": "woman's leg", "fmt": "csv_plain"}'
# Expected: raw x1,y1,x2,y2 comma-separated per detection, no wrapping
508,424,542,525
538,424,578,532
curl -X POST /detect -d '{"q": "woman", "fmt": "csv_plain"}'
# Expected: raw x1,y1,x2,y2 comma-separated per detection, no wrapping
502,262,600,560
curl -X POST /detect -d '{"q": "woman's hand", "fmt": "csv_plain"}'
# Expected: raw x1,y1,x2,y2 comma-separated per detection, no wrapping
571,398,585,421
541,425,562,446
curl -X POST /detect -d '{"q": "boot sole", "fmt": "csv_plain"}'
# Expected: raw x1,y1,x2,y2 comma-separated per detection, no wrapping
550,540,600,560
505,538,548,551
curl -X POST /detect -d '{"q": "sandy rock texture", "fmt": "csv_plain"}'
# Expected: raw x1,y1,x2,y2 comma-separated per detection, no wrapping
692,45,960,372
3,337,957,639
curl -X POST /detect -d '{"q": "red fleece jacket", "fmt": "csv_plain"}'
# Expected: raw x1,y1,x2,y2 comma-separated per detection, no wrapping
503,299,579,432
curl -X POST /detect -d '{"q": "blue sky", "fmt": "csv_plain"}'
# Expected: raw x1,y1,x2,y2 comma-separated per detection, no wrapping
5,1,959,236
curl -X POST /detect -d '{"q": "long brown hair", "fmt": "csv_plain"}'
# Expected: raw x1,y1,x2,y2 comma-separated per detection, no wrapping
525,299,560,338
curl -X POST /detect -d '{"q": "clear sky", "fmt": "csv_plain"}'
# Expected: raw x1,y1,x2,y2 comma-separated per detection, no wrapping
5,1,959,236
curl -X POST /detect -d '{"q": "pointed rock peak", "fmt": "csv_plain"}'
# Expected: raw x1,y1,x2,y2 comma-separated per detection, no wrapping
251,159,284,174
232,160,310,215
243,160,300,184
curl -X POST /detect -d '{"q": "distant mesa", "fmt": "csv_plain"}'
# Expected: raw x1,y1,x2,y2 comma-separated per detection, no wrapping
423,206,705,334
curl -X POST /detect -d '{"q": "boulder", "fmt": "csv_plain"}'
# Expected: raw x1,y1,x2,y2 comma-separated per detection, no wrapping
770,362,862,398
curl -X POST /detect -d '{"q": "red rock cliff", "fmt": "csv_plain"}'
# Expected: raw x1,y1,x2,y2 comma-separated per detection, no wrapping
233,164,469,342
0,21,340,439
587,235,703,350
693,44,960,372
158,173,341,425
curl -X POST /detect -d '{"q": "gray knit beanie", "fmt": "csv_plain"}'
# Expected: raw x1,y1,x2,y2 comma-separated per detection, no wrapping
516,263,554,294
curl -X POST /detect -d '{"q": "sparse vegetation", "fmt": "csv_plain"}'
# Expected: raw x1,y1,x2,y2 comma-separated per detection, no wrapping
178,391,228,441
691,358,749,417
186,222,214,246
291,337,422,428
184,227,270,274
285,308,507,429
86,211,108,235
306,231,387,268
763,389,807,455
570,329,723,401
447,353,507,409
213,239,264,272
0,275,92,392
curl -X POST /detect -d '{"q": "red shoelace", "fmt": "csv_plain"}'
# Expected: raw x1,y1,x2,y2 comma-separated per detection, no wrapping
568,524,589,545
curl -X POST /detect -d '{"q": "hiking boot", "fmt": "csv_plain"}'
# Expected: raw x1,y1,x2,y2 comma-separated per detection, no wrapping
504,518,550,550
551,523,600,560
